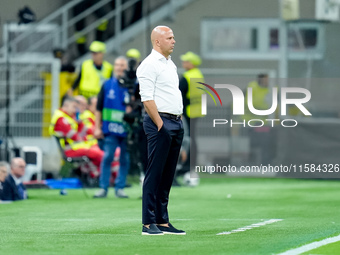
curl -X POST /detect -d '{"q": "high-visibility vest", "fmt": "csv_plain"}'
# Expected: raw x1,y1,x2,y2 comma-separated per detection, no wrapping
244,81,270,122
183,68,204,118
80,110,95,128
49,109,90,151
79,110,97,146
79,59,113,98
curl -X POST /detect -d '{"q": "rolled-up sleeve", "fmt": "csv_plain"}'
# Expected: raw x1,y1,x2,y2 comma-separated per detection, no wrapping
137,61,157,102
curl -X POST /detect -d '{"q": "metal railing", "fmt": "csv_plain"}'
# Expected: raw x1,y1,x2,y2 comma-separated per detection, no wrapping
75,0,194,64
1,0,78,58
0,0,196,60
0,58,60,137
1,0,165,57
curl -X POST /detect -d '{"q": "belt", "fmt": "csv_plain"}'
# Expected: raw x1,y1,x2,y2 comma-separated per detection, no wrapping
159,112,181,121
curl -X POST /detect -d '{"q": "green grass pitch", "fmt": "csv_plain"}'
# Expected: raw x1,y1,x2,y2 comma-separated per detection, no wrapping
1,177,340,255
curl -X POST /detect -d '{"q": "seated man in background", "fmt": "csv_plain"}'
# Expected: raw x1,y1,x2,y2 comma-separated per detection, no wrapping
0,161,10,200
1,158,27,201
49,97,104,174
79,96,98,147
77,96,119,182
75,95,88,120
81,96,97,129
75,95,93,141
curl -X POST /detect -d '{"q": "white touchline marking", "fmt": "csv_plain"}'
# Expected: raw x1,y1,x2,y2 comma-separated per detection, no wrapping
216,219,283,235
277,234,340,255
61,234,116,236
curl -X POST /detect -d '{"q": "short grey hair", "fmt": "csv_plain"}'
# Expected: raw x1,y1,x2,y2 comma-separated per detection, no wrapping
0,161,10,173
115,56,128,63
62,96,77,107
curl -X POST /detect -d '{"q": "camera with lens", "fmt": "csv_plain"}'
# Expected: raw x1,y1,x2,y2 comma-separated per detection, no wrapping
119,58,137,93
119,58,144,175
119,58,141,125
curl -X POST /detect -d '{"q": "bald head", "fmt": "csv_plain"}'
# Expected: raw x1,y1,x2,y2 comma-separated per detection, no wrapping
150,26,175,59
151,26,171,45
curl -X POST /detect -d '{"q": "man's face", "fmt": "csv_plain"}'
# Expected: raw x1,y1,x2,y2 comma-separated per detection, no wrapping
64,101,77,116
91,52,104,65
0,166,8,182
76,98,87,114
11,160,26,178
259,76,269,87
181,61,194,70
114,59,128,78
158,29,176,56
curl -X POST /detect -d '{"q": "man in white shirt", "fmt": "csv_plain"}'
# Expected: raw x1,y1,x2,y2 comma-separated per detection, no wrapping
137,26,185,235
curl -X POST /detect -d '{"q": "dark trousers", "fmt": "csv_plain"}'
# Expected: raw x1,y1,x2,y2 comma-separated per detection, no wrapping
142,114,184,224
184,116,198,170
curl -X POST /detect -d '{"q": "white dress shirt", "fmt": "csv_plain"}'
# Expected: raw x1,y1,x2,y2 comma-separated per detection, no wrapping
137,49,183,115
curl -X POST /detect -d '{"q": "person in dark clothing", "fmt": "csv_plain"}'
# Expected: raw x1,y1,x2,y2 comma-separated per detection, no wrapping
0,161,10,200
179,51,204,171
1,158,27,201
137,26,185,236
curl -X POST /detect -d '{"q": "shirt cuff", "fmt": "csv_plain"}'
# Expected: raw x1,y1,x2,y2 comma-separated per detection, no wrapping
140,94,154,102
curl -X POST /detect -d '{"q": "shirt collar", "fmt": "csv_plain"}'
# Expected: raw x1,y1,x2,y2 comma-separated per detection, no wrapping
11,174,22,186
151,49,171,61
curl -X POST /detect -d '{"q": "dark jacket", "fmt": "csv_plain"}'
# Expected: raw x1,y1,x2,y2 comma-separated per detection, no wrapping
1,175,26,201
0,182,3,200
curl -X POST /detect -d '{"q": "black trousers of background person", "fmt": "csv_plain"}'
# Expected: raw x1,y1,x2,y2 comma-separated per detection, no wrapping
183,116,198,171
142,114,184,225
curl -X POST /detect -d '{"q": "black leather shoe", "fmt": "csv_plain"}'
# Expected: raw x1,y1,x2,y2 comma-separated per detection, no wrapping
157,223,186,235
142,224,164,235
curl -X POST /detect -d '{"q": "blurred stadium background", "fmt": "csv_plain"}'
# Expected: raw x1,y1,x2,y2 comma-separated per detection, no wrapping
1,0,340,179
1,1,340,254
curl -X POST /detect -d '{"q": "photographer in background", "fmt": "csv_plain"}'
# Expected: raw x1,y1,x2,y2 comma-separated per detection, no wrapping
93,57,131,198
121,53,145,178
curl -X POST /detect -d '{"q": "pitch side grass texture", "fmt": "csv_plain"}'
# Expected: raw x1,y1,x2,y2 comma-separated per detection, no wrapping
1,177,340,255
